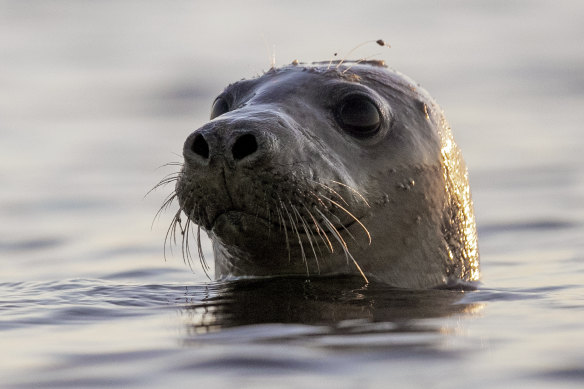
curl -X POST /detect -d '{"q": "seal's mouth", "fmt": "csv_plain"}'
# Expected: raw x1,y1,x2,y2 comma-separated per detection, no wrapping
210,209,358,236
211,210,271,229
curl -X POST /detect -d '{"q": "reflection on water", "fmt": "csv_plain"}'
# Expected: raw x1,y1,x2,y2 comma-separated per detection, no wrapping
180,277,482,341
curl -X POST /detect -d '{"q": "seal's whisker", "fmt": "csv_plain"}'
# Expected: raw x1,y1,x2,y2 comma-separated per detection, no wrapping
196,225,211,279
188,215,197,270
315,208,350,268
196,225,209,269
148,176,179,191
146,170,181,197
329,180,370,207
310,180,350,207
159,175,180,184
160,191,178,207
315,208,348,250
322,196,372,245
304,205,334,253
309,190,356,249
344,249,369,283
152,192,178,229
188,206,205,273
156,161,183,169
316,208,369,283
168,216,177,251
283,202,309,275
157,171,181,181
181,213,189,265
172,211,183,247
188,219,195,269
308,191,354,248
173,210,184,250
277,205,284,233
275,201,291,263
308,191,328,209
163,209,181,261
330,212,358,243
182,212,194,271
162,213,174,261
300,206,324,256
292,204,320,274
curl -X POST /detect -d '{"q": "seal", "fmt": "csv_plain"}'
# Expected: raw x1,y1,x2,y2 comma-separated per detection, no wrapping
169,60,479,289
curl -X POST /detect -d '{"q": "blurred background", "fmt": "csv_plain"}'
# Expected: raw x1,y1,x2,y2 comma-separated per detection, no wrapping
1,1,583,387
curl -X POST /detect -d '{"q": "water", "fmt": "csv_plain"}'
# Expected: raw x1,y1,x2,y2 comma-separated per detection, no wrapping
1,0,583,387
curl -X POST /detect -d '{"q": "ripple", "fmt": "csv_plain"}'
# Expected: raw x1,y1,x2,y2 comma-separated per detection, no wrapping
478,219,578,236
0,279,201,329
0,237,64,251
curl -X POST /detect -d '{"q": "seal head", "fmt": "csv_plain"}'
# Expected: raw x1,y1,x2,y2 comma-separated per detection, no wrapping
174,61,479,289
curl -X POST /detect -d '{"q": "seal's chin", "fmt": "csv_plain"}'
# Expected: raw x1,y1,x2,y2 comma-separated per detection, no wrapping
211,210,281,242
210,210,290,256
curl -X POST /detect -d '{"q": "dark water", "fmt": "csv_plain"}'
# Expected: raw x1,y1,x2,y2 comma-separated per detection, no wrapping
1,0,583,388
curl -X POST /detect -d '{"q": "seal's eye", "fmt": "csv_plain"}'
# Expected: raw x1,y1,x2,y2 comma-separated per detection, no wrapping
337,96,381,137
210,97,229,119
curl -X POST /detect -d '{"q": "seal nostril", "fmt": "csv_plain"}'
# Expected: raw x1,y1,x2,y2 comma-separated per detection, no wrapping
191,134,209,159
232,133,258,161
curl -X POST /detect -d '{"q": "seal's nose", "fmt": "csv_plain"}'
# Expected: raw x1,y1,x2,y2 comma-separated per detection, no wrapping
183,127,263,166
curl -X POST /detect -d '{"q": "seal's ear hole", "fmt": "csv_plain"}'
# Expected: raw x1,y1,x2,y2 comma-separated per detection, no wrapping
336,95,381,137
210,97,230,119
